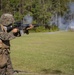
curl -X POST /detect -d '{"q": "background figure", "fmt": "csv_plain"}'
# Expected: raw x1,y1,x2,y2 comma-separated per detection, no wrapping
22,14,34,34
0,13,18,75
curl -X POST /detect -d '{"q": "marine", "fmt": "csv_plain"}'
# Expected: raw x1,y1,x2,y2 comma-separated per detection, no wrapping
0,13,18,75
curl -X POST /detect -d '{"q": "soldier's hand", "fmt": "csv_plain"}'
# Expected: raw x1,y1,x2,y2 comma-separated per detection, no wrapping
12,28,19,33
26,24,34,30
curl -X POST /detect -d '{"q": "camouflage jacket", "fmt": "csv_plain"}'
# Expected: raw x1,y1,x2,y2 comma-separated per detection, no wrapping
0,32,15,41
0,32,15,68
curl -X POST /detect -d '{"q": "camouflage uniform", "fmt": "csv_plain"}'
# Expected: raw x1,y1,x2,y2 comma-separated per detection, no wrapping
0,13,15,75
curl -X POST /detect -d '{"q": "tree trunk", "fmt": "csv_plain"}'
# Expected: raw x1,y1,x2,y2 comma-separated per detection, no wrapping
0,0,2,10
19,0,23,15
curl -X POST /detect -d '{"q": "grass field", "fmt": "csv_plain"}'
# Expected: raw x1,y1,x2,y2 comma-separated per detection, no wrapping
10,31,74,75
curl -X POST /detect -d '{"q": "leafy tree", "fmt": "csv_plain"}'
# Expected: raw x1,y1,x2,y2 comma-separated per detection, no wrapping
0,0,73,27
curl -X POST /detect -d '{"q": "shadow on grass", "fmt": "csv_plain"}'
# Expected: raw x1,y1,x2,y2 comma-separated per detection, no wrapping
14,69,63,75
40,68,62,74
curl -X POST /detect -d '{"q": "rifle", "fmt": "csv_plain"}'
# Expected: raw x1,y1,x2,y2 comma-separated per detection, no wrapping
6,21,39,36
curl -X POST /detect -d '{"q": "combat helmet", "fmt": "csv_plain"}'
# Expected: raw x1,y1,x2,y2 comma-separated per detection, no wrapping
0,13,15,26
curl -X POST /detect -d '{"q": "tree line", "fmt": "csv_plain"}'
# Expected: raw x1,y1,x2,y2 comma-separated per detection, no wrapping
0,0,73,26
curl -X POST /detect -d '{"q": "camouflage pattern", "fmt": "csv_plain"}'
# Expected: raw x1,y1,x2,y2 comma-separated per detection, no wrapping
0,32,15,40
0,13,16,40
0,13,15,26
0,13,15,75
0,40,14,75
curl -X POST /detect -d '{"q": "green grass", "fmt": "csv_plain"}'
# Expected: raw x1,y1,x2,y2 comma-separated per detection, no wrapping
10,31,74,75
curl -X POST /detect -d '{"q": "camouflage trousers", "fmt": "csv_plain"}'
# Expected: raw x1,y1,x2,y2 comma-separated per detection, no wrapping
0,48,14,75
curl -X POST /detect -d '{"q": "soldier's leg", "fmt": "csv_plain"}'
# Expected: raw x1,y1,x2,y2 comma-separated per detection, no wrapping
0,67,7,75
0,48,7,75
6,54,14,75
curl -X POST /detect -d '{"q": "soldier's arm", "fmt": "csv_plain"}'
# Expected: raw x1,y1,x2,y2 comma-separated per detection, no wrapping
0,28,18,40
7,28,19,40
